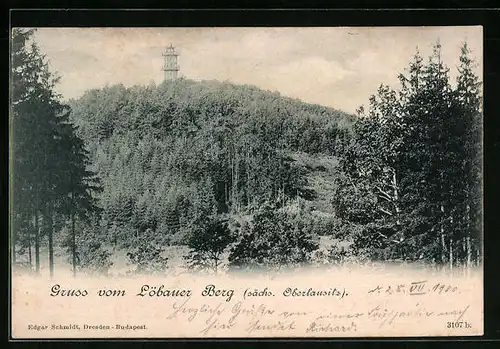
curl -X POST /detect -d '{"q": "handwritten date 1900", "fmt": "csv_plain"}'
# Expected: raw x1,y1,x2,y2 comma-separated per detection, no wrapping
368,281,459,296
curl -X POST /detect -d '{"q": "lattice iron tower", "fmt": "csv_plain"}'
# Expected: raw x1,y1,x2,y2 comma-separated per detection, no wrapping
162,44,180,82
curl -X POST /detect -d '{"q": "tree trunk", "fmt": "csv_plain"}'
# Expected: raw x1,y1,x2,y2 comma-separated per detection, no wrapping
392,169,401,226
47,203,54,279
440,205,446,266
465,202,471,275
72,211,77,277
462,237,466,260
440,229,446,265
466,236,471,277
35,209,40,275
461,237,466,277
449,238,453,273
28,216,33,268
224,180,228,210
28,233,32,267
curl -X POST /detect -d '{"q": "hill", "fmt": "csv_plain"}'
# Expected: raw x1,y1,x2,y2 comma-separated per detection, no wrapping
65,79,355,273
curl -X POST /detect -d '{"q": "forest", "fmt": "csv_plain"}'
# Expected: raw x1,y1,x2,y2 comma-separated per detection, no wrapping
11,28,482,277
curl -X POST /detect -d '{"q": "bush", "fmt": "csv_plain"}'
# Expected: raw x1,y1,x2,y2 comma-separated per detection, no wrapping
127,229,169,275
228,202,319,270
64,218,114,276
184,215,234,274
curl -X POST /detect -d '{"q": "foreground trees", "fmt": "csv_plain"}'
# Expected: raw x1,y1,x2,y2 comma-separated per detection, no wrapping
11,29,100,276
334,42,482,268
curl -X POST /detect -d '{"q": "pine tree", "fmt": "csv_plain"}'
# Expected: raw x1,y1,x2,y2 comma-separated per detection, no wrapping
335,41,481,266
185,215,234,274
11,28,63,273
454,42,482,269
58,124,102,277
11,28,101,276
335,84,406,260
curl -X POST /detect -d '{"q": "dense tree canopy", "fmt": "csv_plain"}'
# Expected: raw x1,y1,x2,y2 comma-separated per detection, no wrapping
66,79,354,259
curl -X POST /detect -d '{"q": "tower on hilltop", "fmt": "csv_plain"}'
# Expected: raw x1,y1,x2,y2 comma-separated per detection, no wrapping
162,44,180,82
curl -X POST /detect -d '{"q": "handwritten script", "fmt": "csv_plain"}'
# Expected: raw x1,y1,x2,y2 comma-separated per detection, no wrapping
165,296,472,336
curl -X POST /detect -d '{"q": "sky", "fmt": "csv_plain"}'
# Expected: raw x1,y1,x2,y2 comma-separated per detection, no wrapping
31,27,482,114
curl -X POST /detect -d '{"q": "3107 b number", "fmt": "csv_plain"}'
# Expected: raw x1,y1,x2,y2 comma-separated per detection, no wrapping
447,321,472,329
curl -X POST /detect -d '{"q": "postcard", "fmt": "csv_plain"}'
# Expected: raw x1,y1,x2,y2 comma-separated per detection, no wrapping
10,26,483,338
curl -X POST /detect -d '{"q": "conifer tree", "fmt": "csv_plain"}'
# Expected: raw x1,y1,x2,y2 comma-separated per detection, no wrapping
185,215,234,274
11,28,63,273
454,42,482,268
11,28,101,276
335,41,482,266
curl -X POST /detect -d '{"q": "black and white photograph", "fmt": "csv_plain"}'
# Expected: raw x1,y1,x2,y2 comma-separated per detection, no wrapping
10,26,484,338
